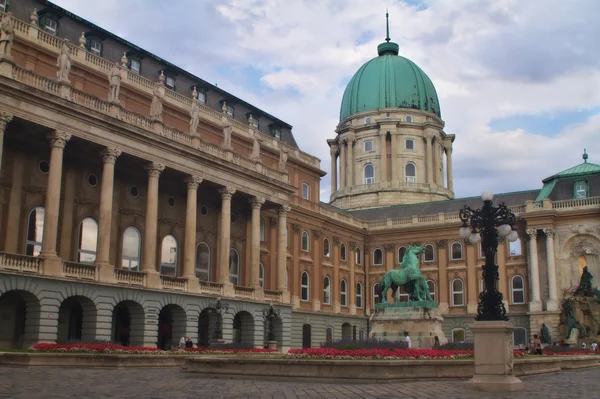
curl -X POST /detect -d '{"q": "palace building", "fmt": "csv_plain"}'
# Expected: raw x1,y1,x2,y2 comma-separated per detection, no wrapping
0,1,599,350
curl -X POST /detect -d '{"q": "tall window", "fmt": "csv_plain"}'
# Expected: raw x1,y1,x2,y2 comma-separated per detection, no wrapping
301,271,310,301
511,275,525,304
340,243,347,261
340,279,347,306
405,139,415,150
452,328,465,342
160,235,178,276
451,241,463,260
26,207,45,257
451,278,464,306
364,163,375,184
355,247,362,264
285,269,289,290
89,39,102,56
509,238,522,256
423,244,435,262
372,283,380,305
323,238,331,257
364,140,373,152
356,283,363,308
301,231,310,252
574,180,588,198
405,162,416,183
398,246,407,264
323,276,331,305
427,280,436,302
259,263,265,288
513,327,527,347
260,217,265,242
121,226,141,270
302,182,310,200
373,248,383,265
195,243,210,281
229,248,240,285
77,217,98,264
326,327,333,343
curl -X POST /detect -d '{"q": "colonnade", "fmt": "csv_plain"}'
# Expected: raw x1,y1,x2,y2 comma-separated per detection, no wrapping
527,228,558,312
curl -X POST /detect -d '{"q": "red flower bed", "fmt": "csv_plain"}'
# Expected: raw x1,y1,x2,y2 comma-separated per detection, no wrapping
30,343,277,355
183,347,276,354
514,350,597,357
286,348,474,360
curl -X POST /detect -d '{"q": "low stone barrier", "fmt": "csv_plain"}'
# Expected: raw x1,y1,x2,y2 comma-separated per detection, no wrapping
0,352,186,368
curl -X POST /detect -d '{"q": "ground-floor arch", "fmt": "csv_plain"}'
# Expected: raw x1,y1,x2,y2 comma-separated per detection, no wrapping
233,311,255,345
198,308,221,346
157,304,186,350
341,322,352,341
112,300,145,347
0,290,41,349
57,296,97,343
302,324,311,348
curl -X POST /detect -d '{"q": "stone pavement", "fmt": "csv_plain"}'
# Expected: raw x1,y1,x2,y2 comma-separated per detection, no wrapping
0,366,598,399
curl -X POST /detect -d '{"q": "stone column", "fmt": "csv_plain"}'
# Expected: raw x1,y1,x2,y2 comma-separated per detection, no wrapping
466,243,478,314
249,197,265,289
0,112,13,172
40,131,71,265
436,241,449,314
339,139,346,189
425,135,433,184
4,153,24,253
379,132,387,182
142,162,165,283
277,206,290,302
543,228,559,311
346,138,354,187
95,148,121,280
526,229,542,312
330,148,337,193
218,187,236,290
446,145,454,191
182,176,203,283
390,131,398,182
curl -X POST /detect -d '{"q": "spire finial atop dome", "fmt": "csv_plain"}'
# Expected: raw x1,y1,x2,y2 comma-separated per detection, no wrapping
385,9,391,42
377,9,399,56
583,148,588,163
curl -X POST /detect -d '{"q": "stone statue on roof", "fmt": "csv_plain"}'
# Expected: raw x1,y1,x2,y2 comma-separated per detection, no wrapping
0,12,14,60
108,62,121,104
189,87,201,135
56,40,72,83
278,145,288,170
150,72,165,121
251,130,262,162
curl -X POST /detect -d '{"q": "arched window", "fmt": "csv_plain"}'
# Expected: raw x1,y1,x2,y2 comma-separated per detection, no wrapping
405,162,416,183
397,285,410,302
77,217,98,264
427,280,436,302
355,247,362,264
326,326,333,343
26,206,45,256
398,246,407,264
260,217,265,242
302,182,310,200
121,226,141,270
323,238,331,257
301,231,310,252
359,329,365,340
340,279,347,306
373,248,383,265
259,262,265,288
451,241,463,260
323,276,331,305
513,327,527,347
452,328,466,342
509,237,522,256
511,275,525,304
301,271,310,301
364,163,375,184
451,278,464,306
423,244,435,262
340,243,347,261
195,242,210,281
160,235,178,276
286,226,289,248
372,283,380,306
285,268,289,290
356,283,363,308
229,248,240,285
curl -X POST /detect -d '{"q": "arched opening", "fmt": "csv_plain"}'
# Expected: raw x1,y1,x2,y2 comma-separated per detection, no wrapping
511,275,525,304
195,242,210,281
301,231,310,252
160,235,178,276
198,308,220,346
112,300,144,347
323,276,331,305
363,163,374,184
77,217,98,263
121,226,141,270
323,238,331,257
57,296,97,343
341,322,352,341
373,248,383,265
25,206,45,256
157,304,186,350
0,290,41,349
233,311,255,345
302,324,311,348
229,248,240,285
398,246,407,264
301,271,310,301
355,247,362,264
405,162,416,183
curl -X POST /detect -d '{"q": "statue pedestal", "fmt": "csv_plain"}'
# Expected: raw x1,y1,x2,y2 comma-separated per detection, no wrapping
465,321,523,392
369,301,447,348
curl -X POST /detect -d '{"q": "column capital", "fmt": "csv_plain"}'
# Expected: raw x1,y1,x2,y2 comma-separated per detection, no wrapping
349,241,357,250
330,147,338,157
444,144,453,154
48,131,72,149
145,162,165,177
543,228,556,237
250,196,265,209
311,229,322,238
101,148,122,164
277,204,291,215
526,228,538,239
292,223,301,233
0,112,13,130
218,187,236,200
424,134,433,142
184,175,203,190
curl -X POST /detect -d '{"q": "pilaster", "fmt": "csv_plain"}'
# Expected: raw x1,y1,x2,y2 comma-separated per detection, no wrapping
142,162,165,287
249,197,265,289
183,176,203,290
526,229,542,312
543,228,559,311
218,187,236,290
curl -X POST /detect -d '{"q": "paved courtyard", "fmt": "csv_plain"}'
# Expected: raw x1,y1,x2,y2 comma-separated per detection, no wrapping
0,366,598,399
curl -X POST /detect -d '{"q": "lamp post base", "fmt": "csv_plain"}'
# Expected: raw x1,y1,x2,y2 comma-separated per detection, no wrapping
465,374,523,392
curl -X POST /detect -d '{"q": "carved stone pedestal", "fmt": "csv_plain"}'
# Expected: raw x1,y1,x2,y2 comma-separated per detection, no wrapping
264,340,278,351
465,321,523,392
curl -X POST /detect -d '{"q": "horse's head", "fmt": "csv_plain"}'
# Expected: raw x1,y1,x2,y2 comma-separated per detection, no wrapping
407,245,425,256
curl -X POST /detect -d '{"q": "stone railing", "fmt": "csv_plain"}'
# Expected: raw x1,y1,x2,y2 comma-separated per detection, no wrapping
0,252,42,274
264,289,283,302
234,285,255,298
552,197,600,210
8,12,321,172
198,280,223,294
63,261,98,280
160,275,187,291
114,269,145,286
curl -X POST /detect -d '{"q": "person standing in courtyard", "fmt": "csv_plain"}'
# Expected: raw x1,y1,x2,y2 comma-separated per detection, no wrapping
533,334,543,355
404,332,412,349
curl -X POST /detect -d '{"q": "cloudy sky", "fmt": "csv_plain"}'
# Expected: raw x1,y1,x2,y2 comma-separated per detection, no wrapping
54,0,600,200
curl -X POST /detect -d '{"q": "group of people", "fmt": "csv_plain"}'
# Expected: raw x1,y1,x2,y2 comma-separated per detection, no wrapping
178,336,195,349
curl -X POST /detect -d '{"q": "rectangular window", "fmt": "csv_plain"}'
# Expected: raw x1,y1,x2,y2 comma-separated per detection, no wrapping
271,128,281,140
575,181,588,198
130,59,141,74
44,19,58,35
302,183,310,200
364,140,373,152
165,76,176,90
90,40,102,56
226,105,234,117
198,91,206,104
405,139,414,150
405,176,416,183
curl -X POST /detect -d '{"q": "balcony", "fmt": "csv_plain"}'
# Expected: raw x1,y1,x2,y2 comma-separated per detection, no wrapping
114,269,145,286
63,261,98,280
0,252,41,274
160,275,187,291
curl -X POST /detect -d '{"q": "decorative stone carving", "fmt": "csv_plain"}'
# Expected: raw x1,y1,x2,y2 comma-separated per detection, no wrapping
30,9,39,26
277,205,291,215
56,40,72,84
221,101,228,114
145,162,165,177
333,237,340,246
218,187,236,200
570,224,594,234
543,228,556,237
78,32,86,48
247,113,254,127
100,148,121,164
184,175,203,190
251,130,263,162
435,240,447,247
0,112,13,131
49,131,71,149
349,241,357,250
278,145,289,170
312,229,321,238
383,243,394,251
149,72,165,121
526,228,538,239
120,52,128,67
222,123,232,149
250,197,265,209
108,62,121,104
189,87,201,135
0,12,15,60
292,224,301,233
570,239,599,257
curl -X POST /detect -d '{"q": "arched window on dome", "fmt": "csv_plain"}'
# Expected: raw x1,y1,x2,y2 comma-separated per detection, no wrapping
405,163,416,183
364,163,375,185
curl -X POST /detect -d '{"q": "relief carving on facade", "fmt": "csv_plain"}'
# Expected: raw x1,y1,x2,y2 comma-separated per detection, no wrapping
108,62,121,104
0,12,14,60
56,40,72,84
149,73,165,122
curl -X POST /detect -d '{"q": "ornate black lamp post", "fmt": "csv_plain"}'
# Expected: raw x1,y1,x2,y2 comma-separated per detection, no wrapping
262,304,281,342
209,298,229,340
459,191,519,321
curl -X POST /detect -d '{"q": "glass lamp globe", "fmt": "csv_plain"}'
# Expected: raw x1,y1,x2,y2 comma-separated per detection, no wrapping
481,191,494,201
498,224,512,237
507,230,519,242
469,232,481,244
459,227,471,239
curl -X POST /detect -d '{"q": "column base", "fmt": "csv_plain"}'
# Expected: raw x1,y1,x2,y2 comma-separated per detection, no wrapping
467,303,478,314
349,304,357,315
545,299,559,312
40,254,63,277
96,262,116,283
280,290,290,304
222,281,235,297
253,287,265,300
528,300,543,312
144,270,161,289
465,374,523,392
183,275,200,293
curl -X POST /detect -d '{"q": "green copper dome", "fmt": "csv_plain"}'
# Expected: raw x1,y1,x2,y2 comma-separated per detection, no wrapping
339,34,441,121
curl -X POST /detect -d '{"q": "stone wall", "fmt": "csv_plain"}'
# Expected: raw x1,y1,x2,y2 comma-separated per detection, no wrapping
290,310,368,348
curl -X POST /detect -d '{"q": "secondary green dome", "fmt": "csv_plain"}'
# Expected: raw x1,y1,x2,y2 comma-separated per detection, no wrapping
339,38,441,121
